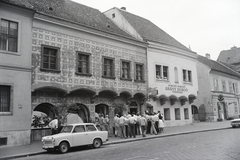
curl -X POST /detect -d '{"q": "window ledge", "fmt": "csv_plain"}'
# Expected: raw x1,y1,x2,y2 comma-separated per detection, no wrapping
0,50,20,56
120,78,132,81
0,112,12,116
40,68,61,73
102,76,116,80
75,73,92,77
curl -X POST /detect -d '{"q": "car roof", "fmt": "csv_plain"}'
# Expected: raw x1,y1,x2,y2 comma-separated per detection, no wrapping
65,123,95,126
231,118,240,121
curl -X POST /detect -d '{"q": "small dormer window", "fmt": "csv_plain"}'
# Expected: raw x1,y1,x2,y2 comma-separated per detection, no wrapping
112,13,115,18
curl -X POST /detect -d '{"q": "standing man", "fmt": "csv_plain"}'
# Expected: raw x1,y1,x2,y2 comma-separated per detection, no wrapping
49,117,58,135
103,115,109,133
113,114,119,137
118,114,126,138
140,114,147,137
129,114,137,138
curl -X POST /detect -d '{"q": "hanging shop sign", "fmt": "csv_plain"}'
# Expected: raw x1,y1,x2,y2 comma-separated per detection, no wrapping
165,84,188,93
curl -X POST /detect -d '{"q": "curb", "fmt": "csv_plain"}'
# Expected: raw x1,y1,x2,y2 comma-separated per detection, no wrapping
0,127,231,160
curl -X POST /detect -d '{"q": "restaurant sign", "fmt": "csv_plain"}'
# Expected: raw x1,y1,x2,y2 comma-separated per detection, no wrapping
165,85,188,93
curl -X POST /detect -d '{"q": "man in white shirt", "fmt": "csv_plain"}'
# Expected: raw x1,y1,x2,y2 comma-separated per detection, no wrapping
49,117,58,135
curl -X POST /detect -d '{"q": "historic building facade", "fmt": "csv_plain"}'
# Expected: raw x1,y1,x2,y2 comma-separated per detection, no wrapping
104,7,198,127
194,54,240,121
0,1,34,147
28,0,148,136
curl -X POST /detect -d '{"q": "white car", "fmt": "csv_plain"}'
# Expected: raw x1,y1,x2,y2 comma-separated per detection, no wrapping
42,123,108,153
230,118,240,128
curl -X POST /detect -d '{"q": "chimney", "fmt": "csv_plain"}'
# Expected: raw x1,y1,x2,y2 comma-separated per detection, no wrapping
120,7,126,10
206,53,211,59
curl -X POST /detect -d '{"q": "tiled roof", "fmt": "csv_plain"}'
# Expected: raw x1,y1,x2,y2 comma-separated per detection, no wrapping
117,9,190,51
217,47,240,65
198,55,240,78
2,0,34,9
4,0,136,40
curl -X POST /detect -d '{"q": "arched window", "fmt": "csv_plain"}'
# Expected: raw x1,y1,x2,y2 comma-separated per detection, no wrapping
174,67,178,83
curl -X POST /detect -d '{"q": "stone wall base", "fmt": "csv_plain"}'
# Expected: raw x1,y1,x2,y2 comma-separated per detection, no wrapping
0,130,30,148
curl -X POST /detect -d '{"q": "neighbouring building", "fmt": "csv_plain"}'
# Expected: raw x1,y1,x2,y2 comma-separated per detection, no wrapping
194,54,240,122
104,7,198,126
0,1,35,147
217,46,240,72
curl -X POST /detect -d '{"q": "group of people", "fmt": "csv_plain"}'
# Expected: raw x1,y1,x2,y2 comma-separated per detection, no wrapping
112,111,164,138
95,114,110,133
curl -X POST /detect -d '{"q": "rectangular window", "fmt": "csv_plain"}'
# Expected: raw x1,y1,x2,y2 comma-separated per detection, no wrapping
76,52,91,75
164,108,170,120
184,108,189,119
229,81,233,93
0,85,11,112
121,60,131,79
0,19,18,52
41,45,60,72
175,108,180,120
222,80,226,92
214,78,219,91
135,63,144,81
235,82,238,93
183,69,192,83
103,57,115,78
156,65,168,80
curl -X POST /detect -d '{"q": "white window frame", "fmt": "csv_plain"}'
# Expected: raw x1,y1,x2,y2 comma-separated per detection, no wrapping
0,17,21,56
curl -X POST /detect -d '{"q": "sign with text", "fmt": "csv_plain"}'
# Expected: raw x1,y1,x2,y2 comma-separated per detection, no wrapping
165,85,188,93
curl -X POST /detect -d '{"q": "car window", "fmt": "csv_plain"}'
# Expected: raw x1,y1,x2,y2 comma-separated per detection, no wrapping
86,125,97,131
61,126,73,133
73,125,85,133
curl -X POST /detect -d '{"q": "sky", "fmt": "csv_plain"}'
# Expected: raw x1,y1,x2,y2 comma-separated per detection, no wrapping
72,0,240,60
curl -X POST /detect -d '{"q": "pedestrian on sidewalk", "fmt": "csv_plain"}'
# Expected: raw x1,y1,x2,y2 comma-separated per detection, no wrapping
103,115,109,133
129,114,137,138
99,114,104,131
140,114,147,137
136,113,142,135
49,117,58,135
150,114,157,135
158,113,164,133
118,114,126,138
124,114,130,138
113,114,119,137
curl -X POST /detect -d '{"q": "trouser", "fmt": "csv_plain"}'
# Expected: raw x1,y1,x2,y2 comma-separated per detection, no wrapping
150,121,157,135
141,126,146,137
113,126,119,136
155,121,159,133
125,125,129,137
129,124,136,138
147,121,151,134
119,124,125,138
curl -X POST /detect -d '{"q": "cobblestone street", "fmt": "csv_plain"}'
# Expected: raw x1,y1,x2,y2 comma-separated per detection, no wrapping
14,128,240,160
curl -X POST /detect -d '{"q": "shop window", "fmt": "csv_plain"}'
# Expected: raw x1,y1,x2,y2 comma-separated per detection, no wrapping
175,108,180,120
102,57,115,79
76,52,91,76
184,108,189,119
164,108,170,120
135,63,144,82
121,60,131,80
156,65,168,80
182,69,192,83
0,19,18,52
41,45,60,72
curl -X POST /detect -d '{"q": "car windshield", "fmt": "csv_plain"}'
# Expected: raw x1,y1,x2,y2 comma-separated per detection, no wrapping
61,126,73,133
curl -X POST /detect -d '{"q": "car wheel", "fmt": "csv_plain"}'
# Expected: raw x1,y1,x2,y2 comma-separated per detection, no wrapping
59,142,69,153
92,138,102,148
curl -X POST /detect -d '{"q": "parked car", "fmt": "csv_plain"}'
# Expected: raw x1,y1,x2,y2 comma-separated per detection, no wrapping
42,123,108,153
230,118,240,128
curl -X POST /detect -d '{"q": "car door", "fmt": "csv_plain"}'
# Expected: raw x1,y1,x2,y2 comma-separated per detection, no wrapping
86,124,99,143
72,125,89,146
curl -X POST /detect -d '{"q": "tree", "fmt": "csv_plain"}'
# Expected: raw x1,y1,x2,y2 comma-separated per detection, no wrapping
52,98,79,126
112,102,127,116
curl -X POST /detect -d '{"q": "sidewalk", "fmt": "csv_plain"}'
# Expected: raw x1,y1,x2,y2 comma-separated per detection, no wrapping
0,121,231,160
